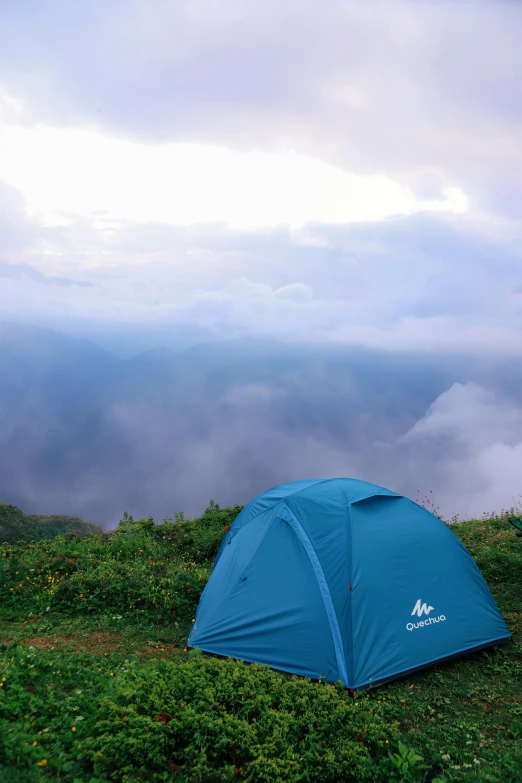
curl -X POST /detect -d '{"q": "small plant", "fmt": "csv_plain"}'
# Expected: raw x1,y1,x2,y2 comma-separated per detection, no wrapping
414,489,445,521
385,741,425,782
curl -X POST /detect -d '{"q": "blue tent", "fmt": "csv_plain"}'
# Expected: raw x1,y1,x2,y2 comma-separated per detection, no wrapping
188,478,510,689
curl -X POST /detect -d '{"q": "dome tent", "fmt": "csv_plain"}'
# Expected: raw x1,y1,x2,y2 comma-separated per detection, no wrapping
188,478,510,689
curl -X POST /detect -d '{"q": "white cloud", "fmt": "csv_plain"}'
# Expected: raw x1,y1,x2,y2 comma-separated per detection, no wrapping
329,319,522,357
0,113,467,231
215,277,314,303
0,91,24,123
400,382,522,448
397,382,522,520
472,442,522,515
274,282,314,303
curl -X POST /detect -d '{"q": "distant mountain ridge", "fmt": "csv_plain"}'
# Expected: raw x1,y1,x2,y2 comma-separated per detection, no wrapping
0,501,101,544
2,321,522,525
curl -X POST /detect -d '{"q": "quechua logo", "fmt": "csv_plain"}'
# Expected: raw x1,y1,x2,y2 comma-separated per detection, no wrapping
406,599,446,631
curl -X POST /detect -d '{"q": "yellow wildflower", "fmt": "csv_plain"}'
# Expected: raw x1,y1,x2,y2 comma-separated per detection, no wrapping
37,759,47,767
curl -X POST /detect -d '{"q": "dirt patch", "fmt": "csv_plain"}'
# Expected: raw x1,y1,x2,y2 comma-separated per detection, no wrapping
142,644,179,656
23,636,57,648
138,643,188,663
80,631,123,651
6,631,124,653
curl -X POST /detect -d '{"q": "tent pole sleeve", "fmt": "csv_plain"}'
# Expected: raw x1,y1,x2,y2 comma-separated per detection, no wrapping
346,503,354,687
280,506,349,687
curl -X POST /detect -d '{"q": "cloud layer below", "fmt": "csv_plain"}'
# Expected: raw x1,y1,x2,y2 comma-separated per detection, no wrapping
2,327,522,524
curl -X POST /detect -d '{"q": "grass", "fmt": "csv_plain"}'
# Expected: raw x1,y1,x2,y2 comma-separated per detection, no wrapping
0,505,520,782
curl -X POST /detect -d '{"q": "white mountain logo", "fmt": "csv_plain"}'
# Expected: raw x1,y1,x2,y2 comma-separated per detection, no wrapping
411,599,434,617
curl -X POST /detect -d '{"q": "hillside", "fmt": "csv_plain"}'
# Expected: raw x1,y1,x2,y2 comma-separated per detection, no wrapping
0,505,520,782
0,502,102,545
4,322,522,525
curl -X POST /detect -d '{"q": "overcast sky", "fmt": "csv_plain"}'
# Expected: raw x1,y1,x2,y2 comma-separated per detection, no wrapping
1,0,522,521
1,0,522,353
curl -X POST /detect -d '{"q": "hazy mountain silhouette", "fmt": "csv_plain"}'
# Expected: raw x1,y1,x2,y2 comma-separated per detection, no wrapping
1,321,522,526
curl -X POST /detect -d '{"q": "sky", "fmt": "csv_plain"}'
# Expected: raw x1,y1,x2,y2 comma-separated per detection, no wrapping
1,0,522,520
1,0,522,351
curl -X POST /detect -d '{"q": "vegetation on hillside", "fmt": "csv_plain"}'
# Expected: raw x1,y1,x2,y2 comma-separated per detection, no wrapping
0,502,520,782
0,503,102,545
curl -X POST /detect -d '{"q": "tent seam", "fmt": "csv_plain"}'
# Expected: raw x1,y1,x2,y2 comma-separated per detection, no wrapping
280,504,349,687
285,478,337,501
239,479,396,532
346,502,354,687
239,480,335,530
214,499,285,568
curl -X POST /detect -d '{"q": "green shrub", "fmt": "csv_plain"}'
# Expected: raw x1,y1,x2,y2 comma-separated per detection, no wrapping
0,502,102,545
0,503,243,624
83,652,403,783
0,645,403,783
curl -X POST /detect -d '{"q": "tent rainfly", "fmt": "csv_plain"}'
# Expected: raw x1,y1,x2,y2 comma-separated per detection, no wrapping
188,478,510,689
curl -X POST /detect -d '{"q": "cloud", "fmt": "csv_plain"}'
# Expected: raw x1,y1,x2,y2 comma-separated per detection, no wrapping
1,198,522,355
0,181,38,254
2,1,522,526
205,277,314,305
275,283,315,303
2,325,522,524
221,383,285,407
472,443,522,516
0,118,467,231
0,261,93,287
390,382,522,520
1,0,521,200
329,319,522,357
0,1,521,355
400,383,522,449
